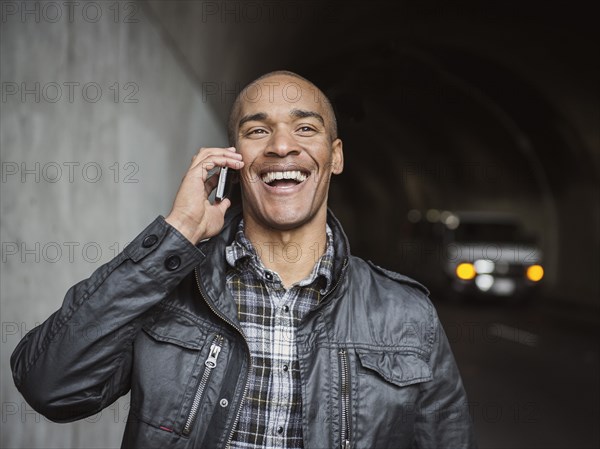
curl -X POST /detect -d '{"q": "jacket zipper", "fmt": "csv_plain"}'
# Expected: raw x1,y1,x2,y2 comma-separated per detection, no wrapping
182,334,224,436
339,348,352,449
194,267,251,449
296,257,349,446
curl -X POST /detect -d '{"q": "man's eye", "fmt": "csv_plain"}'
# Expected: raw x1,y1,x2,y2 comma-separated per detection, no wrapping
298,126,316,133
247,128,267,136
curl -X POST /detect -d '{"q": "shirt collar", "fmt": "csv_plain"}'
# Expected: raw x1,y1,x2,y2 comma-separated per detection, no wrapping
225,219,335,294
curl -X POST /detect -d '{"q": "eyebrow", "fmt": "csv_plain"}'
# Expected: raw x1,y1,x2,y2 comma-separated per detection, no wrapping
237,109,325,129
238,112,267,128
290,109,325,126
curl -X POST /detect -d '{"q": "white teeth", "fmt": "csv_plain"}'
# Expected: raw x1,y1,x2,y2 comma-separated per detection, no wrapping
261,170,307,184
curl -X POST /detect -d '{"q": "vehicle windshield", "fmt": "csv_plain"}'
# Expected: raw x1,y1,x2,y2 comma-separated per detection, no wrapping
453,222,533,244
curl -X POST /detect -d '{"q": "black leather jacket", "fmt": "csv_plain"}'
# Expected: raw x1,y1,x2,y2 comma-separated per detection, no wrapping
12,209,476,448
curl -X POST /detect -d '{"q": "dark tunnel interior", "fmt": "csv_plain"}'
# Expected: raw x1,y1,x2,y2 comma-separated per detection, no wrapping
146,0,599,307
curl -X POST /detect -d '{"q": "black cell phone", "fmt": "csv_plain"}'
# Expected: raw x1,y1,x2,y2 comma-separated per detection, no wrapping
215,167,229,202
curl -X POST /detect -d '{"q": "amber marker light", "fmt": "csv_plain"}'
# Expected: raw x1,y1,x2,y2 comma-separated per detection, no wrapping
526,265,544,282
456,262,476,280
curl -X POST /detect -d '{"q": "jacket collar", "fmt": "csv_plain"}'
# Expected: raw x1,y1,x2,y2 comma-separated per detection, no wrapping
195,205,350,330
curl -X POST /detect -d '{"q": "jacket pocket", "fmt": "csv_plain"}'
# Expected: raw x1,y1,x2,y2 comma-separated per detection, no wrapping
355,349,432,387
131,310,218,436
354,349,433,447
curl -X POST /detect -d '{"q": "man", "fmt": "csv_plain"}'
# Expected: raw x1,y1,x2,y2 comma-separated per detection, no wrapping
12,71,476,448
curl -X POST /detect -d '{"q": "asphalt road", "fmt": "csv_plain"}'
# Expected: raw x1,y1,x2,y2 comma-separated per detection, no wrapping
433,298,600,449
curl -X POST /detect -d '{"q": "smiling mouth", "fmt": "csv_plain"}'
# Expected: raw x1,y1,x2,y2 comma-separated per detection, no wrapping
260,169,310,188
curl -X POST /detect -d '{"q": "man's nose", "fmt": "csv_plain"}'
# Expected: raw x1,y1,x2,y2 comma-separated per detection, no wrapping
265,128,300,157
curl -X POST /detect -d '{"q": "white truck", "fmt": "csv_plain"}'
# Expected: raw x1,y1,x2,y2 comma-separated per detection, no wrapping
442,211,544,300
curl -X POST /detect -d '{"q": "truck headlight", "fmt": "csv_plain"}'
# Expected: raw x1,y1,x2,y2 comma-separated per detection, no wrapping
456,262,476,280
526,264,544,282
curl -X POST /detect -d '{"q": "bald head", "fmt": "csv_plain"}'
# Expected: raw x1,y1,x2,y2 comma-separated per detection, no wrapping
227,70,338,145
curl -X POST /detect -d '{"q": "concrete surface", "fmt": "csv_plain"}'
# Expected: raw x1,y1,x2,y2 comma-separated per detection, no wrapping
1,1,226,447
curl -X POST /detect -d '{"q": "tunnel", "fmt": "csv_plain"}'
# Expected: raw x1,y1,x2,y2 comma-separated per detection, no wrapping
1,1,598,448
145,0,599,306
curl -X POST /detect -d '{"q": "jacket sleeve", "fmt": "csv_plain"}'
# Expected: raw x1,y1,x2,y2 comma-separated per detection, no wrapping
413,304,477,448
10,216,204,423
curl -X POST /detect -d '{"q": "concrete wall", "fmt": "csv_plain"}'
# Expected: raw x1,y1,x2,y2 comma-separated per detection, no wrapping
1,1,226,447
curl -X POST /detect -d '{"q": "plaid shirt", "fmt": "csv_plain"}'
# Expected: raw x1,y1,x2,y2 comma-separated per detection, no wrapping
225,220,334,449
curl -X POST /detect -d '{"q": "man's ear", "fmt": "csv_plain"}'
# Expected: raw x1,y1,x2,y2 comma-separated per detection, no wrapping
331,138,344,175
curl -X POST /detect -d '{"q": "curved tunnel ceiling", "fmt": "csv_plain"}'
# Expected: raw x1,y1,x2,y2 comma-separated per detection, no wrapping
307,48,554,272
144,0,599,303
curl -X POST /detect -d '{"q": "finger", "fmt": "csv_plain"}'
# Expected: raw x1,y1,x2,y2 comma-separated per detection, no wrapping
191,147,240,169
215,197,231,215
195,146,236,155
191,153,243,174
190,157,244,181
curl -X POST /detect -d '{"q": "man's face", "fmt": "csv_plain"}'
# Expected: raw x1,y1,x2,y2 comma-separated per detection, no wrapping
234,75,343,231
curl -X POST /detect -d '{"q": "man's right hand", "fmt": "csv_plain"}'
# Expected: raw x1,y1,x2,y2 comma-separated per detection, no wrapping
165,147,244,245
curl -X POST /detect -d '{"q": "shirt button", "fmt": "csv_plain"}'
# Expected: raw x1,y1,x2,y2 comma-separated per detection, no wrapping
265,272,273,281
282,305,289,313
277,426,284,434
142,234,158,248
219,398,229,408
164,255,181,271
282,364,289,372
